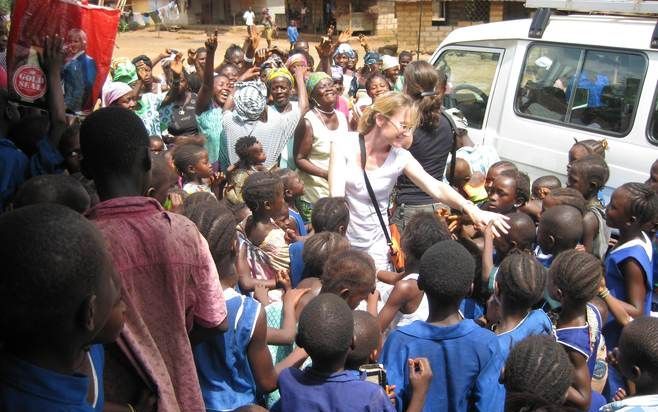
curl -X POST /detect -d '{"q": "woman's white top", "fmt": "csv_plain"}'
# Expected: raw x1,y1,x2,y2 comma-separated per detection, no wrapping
333,132,412,270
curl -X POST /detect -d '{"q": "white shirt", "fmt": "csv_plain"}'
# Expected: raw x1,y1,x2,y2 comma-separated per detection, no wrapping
243,10,256,26
334,132,412,270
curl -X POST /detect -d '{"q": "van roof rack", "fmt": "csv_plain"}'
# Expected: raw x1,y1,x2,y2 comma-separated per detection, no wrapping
526,0,658,15
526,0,658,48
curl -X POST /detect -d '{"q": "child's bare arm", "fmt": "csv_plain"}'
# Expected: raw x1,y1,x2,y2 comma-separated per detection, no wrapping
267,288,309,345
248,307,279,393
276,347,309,372
598,277,633,325
564,349,592,410
378,280,418,332
481,222,495,290
376,269,405,285
581,211,598,254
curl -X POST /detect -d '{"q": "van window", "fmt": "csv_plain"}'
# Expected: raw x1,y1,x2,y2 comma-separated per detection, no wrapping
516,44,646,136
436,48,502,129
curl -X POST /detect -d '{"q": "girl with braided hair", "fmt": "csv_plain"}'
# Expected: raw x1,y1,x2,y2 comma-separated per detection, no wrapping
602,182,658,400
492,251,553,361
549,250,607,411
503,335,575,410
236,171,291,302
184,200,309,411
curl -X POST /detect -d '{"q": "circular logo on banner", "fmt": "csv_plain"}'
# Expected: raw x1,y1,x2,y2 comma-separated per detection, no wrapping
13,65,46,101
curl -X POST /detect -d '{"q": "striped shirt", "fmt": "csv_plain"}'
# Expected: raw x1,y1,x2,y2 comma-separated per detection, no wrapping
221,104,300,170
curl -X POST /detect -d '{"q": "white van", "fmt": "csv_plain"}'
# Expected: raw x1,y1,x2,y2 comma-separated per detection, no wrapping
429,0,658,200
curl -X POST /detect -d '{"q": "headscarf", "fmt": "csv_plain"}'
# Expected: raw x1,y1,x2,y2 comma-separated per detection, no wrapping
333,43,356,61
110,57,138,84
102,82,133,107
263,54,284,70
286,53,308,71
233,81,268,122
364,52,381,66
267,67,294,87
381,55,399,71
305,72,331,95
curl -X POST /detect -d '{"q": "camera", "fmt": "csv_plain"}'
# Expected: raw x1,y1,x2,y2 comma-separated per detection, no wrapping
359,363,387,388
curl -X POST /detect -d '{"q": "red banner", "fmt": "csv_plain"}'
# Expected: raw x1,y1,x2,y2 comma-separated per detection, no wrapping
8,0,120,114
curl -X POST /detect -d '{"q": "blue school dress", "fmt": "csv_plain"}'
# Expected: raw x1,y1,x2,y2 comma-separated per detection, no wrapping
534,244,554,268
555,303,606,412
381,319,505,412
603,233,653,348
289,208,308,237
0,344,104,412
194,288,261,411
289,240,305,287
603,233,653,401
496,309,553,361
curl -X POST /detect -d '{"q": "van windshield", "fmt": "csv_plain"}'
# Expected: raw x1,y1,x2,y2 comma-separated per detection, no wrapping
435,48,502,129
515,43,646,136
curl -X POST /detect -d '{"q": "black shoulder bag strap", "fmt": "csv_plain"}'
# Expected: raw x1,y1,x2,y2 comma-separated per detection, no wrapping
441,109,459,187
359,134,394,251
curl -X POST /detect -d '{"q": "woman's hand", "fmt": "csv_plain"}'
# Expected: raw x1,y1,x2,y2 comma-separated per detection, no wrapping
315,37,333,59
205,30,218,53
238,66,261,82
39,35,65,74
466,205,509,237
337,28,352,44
170,53,184,75
358,34,370,52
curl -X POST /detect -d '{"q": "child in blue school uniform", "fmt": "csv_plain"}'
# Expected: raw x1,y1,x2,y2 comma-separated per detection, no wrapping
491,252,552,361
287,19,299,50
549,250,607,412
600,182,658,400
289,196,350,287
381,240,505,412
272,294,397,412
0,204,125,412
186,200,309,411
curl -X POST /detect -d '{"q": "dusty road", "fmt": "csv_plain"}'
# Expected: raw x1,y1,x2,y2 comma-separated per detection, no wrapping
113,24,431,77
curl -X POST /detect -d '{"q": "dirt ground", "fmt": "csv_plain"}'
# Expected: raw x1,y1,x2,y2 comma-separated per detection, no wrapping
113,24,432,78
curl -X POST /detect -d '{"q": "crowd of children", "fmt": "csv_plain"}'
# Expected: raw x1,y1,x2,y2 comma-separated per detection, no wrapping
2,15,658,412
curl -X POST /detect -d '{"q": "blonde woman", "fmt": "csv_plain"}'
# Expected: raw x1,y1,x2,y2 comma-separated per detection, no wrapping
329,91,508,272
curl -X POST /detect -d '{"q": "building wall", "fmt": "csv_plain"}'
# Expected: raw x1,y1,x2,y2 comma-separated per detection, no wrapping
395,1,451,53
490,1,504,22
395,1,523,54
376,0,397,35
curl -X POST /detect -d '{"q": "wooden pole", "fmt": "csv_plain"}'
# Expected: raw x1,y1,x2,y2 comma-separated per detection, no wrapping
416,0,423,59
349,3,352,29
